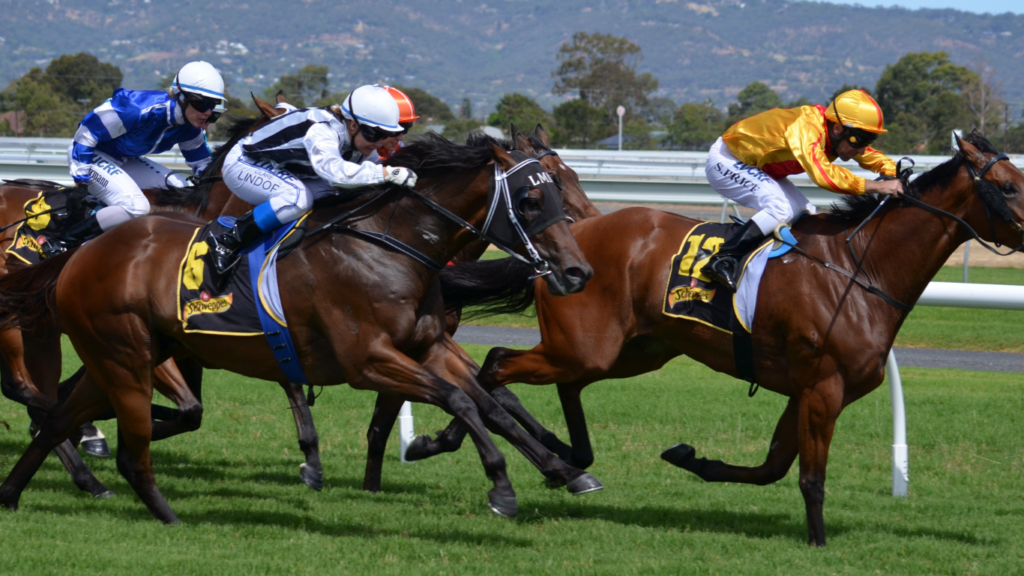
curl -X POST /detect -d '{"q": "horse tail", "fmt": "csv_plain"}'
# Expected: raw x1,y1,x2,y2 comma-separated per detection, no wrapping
439,257,537,317
0,249,76,331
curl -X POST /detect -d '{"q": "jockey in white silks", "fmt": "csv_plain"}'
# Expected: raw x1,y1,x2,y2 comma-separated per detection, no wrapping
206,84,417,274
52,61,225,256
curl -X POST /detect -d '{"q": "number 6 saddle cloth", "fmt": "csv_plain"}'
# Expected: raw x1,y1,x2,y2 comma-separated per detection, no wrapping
177,214,310,383
662,221,797,335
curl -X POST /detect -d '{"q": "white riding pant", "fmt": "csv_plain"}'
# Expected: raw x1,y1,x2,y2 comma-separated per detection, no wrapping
66,146,188,230
705,137,816,236
222,142,334,226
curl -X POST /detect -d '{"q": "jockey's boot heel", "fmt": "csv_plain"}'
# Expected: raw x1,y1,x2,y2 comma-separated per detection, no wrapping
40,215,103,259
704,219,765,291
206,210,265,275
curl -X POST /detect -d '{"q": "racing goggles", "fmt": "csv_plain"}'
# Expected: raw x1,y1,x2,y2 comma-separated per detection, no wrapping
358,123,401,144
843,129,877,150
186,95,224,114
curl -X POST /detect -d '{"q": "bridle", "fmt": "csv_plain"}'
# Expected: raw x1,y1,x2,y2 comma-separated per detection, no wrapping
780,151,1023,313
307,154,564,278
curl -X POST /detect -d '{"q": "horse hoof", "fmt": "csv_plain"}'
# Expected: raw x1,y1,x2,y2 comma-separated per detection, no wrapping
93,489,114,499
299,463,323,491
81,438,111,458
660,443,696,468
566,473,604,496
402,435,434,462
487,494,518,519
543,476,567,490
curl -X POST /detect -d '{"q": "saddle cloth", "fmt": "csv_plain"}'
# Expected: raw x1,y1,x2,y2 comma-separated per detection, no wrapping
662,221,796,334
6,187,100,266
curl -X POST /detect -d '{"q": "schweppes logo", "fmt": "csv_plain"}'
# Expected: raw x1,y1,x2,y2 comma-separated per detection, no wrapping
13,233,44,255
668,285,715,308
184,291,233,320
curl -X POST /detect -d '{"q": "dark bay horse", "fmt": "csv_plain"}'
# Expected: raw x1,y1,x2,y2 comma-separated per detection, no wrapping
386,132,1024,546
0,134,601,522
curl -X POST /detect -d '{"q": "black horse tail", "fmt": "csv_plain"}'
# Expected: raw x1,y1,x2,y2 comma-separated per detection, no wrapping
0,249,77,332
439,257,537,317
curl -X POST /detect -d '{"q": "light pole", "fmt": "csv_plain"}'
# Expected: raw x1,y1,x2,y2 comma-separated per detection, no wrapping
616,105,625,151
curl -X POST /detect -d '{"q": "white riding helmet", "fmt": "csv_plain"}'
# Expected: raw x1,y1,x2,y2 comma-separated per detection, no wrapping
340,85,402,133
172,61,225,102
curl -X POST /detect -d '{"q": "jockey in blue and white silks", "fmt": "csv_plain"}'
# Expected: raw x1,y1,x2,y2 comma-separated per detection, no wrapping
206,84,418,275
51,61,225,256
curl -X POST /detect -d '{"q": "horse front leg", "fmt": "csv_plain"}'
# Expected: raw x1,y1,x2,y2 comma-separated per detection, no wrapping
795,379,843,547
280,381,323,491
363,393,402,493
662,396,799,486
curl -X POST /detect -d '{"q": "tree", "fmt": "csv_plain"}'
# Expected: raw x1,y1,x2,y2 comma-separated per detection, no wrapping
551,99,608,148
962,59,1003,135
42,52,122,108
552,31,658,124
0,69,80,137
263,64,329,109
667,100,723,150
875,52,975,153
488,93,552,132
726,82,782,124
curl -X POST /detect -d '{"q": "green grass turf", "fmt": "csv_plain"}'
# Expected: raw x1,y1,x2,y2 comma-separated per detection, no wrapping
466,259,1024,352
0,343,1021,574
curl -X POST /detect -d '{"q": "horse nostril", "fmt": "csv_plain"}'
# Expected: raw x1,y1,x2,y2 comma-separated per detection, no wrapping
564,266,591,287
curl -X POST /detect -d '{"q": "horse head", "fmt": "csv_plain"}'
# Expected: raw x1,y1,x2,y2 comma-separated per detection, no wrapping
953,131,1024,250
487,143,593,295
510,124,602,222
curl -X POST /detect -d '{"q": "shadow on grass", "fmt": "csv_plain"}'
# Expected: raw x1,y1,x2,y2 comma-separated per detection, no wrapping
24,502,534,548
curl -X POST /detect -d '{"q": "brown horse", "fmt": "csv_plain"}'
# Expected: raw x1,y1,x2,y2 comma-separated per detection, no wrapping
0,133,601,522
383,132,1024,546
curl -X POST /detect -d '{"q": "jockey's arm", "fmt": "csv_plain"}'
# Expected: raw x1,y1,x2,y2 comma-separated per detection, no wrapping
69,102,138,184
856,148,902,196
178,130,212,175
784,121,866,195
303,123,385,188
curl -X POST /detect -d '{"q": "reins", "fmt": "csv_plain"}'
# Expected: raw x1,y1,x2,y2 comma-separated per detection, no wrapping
778,151,1021,313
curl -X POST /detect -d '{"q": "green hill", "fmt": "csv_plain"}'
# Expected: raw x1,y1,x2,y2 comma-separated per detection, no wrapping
2,0,1023,111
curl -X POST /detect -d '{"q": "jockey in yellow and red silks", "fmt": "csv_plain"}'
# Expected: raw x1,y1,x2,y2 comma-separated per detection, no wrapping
704,89,904,290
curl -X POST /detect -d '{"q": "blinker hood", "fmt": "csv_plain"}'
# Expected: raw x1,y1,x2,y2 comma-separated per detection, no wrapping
482,150,565,249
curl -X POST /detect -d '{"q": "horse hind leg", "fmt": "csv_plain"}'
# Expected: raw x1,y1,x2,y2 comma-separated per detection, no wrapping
0,371,113,511
662,397,800,487
150,358,204,442
280,381,322,491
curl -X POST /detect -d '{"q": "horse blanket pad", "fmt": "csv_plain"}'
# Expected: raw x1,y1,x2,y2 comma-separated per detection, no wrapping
6,187,100,266
662,221,795,335
177,215,309,383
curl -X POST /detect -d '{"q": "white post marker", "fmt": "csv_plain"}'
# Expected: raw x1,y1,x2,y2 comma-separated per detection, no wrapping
617,105,625,151
886,349,909,497
398,401,416,464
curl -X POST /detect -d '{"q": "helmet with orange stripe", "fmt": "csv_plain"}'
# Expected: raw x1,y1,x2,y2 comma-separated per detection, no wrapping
383,86,420,133
824,90,886,154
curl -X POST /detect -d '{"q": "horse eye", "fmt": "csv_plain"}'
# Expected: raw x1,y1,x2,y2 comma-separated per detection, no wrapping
1001,182,1018,196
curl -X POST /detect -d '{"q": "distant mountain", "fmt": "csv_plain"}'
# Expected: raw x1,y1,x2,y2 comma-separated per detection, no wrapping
3,0,1024,113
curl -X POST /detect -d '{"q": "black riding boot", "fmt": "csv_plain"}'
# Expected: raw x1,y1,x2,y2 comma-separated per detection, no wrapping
704,220,766,291
206,210,265,275
40,215,103,259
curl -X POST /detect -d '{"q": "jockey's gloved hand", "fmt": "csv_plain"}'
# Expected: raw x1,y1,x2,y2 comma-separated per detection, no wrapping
384,166,418,188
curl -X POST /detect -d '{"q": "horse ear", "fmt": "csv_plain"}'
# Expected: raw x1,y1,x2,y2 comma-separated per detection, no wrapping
534,124,551,148
955,133,986,167
251,93,277,118
491,144,518,171
511,124,536,155
275,90,288,105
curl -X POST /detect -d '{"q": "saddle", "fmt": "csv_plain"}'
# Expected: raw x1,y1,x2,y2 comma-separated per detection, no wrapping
5,186,101,266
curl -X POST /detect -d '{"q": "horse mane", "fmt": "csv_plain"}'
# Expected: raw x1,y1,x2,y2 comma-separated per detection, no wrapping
150,115,260,213
385,132,494,177
825,131,1001,223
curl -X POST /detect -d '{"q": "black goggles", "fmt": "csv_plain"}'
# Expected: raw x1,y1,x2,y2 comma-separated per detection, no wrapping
186,95,223,113
358,123,400,143
844,132,877,150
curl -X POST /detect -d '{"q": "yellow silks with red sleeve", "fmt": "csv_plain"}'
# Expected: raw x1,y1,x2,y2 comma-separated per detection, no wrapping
721,105,896,195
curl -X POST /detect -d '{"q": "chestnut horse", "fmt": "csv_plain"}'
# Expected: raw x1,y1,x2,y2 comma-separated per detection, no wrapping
0,133,602,522
381,132,1024,546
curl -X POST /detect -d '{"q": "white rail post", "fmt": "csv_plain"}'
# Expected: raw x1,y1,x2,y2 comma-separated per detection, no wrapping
962,241,970,283
720,199,730,223
398,401,416,464
886,349,909,497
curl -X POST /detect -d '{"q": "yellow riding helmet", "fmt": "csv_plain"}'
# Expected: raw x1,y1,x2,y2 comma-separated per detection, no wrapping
824,90,887,134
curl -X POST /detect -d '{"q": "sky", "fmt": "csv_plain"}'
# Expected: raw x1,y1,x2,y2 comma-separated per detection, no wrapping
814,0,1024,14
